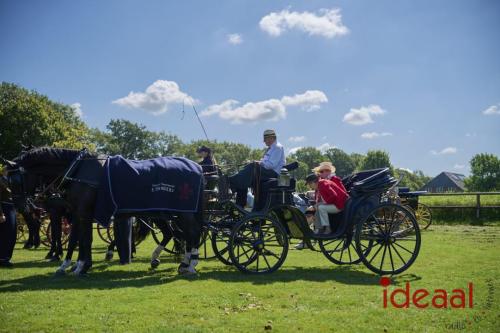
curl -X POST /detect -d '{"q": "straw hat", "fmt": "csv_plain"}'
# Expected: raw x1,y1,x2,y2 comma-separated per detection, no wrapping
312,161,336,174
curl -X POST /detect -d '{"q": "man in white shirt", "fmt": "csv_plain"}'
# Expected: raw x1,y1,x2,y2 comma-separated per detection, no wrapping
229,129,286,207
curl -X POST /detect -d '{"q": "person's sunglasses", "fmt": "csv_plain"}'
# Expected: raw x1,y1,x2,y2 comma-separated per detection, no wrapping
319,170,330,173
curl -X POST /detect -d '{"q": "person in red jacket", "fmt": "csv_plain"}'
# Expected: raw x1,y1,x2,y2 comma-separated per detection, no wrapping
305,173,349,234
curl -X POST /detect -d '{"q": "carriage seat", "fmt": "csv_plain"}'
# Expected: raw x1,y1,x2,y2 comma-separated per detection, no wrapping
203,171,219,191
253,162,299,211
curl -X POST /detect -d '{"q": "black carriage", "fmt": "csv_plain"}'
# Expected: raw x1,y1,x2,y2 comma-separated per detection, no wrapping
396,188,432,230
382,184,432,230
202,165,421,276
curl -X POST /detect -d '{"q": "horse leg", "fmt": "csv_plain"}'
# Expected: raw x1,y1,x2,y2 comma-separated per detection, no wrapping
56,216,77,274
151,219,172,268
51,209,63,261
73,217,92,275
114,216,132,265
105,240,115,261
177,213,201,275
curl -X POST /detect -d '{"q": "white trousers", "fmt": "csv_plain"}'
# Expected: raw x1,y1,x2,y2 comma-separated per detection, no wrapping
315,204,340,227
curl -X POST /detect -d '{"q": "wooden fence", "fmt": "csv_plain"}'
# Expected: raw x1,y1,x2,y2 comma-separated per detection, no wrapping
420,192,500,218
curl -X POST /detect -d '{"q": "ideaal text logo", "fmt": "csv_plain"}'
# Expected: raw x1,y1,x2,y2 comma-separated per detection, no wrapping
380,277,474,309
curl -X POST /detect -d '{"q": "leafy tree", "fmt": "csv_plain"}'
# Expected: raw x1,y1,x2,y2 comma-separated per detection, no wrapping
350,153,366,171
464,153,500,191
179,140,264,174
394,168,432,191
0,82,92,159
288,147,324,183
324,148,356,177
91,119,182,159
359,150,393,171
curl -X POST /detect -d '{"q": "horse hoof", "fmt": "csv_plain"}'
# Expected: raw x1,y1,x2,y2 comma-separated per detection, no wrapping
151,259,160,269
104,251,114,261
55,269,66,276
178,267,197,275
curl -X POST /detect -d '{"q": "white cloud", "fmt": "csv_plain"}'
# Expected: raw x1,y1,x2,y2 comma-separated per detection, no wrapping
317,143,336,153
465,132,477,137
281,90,328,112
482,103,500,116
200,98,285,124
360,132,393,139
454,164,466,169
430,147,458,155
397,167,413,173
259,8,349,39
70,103,83,118
201,90,328,124
289,136,306,143
287,146,303,155
343,104,387,126
112,80,195,115
227,33,243,45
322,136,327,140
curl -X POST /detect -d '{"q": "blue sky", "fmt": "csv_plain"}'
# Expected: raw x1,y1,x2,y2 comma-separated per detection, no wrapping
1,0,499,176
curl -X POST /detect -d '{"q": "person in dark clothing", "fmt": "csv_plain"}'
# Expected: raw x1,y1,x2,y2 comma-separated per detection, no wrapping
23,209,41,249
45,195,68,261
196,146,216,174
0,170,17,268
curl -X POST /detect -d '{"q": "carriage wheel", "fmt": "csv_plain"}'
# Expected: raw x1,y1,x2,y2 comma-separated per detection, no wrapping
355,203,421,275
42,217,71,249
211,229,232,265
40,215,51,247
229,214,288,274
97,222,112,244
60,218,71,248
415,203,432,230
197,229,215,260
16,214,28,242
319,230,371,265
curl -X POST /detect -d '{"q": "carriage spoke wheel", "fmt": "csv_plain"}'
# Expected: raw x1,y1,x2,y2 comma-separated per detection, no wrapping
197,228,215,260
355,203,420,275
319,230,370,265
40,215,51,247
211,229,232,265
229,215,288,274
16,214,28,242
97,222,112,244
415,203,432,230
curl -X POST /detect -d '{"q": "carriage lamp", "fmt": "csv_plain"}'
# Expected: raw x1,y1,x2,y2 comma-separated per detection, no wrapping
278,168,291,187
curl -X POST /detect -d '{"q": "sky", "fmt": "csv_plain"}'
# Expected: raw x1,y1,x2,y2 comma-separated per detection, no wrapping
1,0,499,177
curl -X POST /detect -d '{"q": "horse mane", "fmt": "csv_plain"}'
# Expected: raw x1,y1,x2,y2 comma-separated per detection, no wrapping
14,147,90,169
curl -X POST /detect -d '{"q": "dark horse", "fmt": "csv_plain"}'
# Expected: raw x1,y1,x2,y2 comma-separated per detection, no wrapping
6,147,204,275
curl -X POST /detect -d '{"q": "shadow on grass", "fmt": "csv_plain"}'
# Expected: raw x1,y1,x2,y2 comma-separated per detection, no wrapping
0,264,385,293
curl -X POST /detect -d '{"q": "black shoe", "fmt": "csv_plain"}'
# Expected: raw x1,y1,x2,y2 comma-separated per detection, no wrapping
0,260,14,268
23,243,33,249
45,252,54,260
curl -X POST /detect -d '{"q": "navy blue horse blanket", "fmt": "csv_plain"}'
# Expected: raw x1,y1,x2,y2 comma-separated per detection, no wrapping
94,155,203,227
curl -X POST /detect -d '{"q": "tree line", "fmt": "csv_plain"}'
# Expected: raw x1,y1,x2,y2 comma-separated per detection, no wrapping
1,82,499,192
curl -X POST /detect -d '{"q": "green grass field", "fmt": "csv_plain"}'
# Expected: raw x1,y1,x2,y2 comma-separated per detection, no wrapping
1,225,499,333
419,194,500,207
